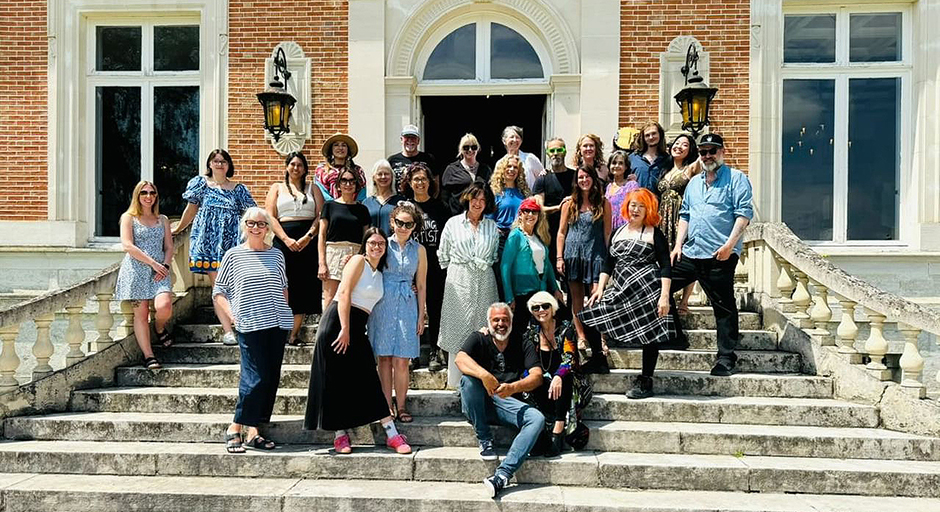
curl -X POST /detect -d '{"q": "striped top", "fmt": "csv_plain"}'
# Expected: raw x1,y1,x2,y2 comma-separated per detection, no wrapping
212,245,293,333
438,213,500,272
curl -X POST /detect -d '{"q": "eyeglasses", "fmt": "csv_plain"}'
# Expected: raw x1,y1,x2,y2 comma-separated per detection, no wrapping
393,218,415,229
411,176,428,184
366,240,386,247
139,190,157,196
211,160,229,166
530,303,552,312
546,147,566,155
245,220,268,228
462,145,479,151
339,178,358,185
519,209,539,215
699,148,720,156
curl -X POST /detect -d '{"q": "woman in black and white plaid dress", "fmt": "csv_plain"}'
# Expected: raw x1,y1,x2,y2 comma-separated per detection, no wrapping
579,188,672,400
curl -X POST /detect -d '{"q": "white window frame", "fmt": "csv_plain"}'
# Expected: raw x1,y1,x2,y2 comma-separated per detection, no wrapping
415,13,552,96
48,0,226,245
781,4,912,247
85,16,201,239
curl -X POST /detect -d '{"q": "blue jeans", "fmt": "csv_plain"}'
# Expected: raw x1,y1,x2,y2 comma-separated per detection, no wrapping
234,327,287,426
459,375,545,479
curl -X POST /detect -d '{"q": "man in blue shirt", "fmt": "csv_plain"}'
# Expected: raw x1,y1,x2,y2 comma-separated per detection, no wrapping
669,133,754,376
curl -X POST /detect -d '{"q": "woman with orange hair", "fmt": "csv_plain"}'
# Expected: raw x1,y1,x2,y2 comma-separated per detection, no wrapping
579,188,673,399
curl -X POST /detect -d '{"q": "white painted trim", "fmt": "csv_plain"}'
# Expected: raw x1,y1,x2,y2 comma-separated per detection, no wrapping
774,3,913,246
46,0,227,246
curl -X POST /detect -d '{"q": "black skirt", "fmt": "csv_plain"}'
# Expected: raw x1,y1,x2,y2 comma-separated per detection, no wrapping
304,301,389,431
272,219,321,315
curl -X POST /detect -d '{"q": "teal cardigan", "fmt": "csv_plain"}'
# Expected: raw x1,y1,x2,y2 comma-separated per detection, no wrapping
500,227,558,302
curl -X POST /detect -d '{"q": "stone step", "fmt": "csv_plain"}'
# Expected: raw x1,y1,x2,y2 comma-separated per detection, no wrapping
6,413,931,460
115,364,831,398
0,474,937,511
157,343,800,372
71,387,878,427
0,445,937,499
174,325,778,350
187,304,760,330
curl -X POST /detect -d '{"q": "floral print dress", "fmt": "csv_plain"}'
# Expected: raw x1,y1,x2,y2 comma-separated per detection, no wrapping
182,176,256,273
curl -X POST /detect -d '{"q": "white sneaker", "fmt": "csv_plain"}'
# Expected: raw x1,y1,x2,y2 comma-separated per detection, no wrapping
222,332,237,346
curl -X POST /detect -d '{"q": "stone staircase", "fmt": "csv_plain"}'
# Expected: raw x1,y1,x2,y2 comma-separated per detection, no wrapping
1,306,939,511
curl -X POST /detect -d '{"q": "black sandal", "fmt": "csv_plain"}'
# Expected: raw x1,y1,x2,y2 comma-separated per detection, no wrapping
156,329,174,348
225,431,245,454
143,356,162,370
287,338,307,347
244,435,276,451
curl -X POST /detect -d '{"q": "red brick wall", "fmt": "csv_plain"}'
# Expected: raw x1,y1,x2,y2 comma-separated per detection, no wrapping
619,0,750,169
228,0,349,202
0,2,48,220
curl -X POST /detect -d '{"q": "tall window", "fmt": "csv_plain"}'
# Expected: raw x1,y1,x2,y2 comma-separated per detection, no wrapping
89,20,200,236
422,21,544,82
781,9,907,243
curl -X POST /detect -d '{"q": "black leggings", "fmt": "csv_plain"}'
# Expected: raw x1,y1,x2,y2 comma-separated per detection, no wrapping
641,344,659,377
531,374,574,423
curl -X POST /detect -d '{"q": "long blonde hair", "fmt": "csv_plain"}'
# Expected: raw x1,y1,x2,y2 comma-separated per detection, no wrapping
490,155,531,196
511,207,550,246
125,181,160,217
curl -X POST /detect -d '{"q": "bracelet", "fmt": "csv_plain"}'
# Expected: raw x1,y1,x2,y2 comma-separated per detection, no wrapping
161,262,170,269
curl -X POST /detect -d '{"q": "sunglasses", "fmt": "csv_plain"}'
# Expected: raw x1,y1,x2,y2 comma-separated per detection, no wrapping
139,190,157,196
462,145,479,151
339,178,358,185
699,147,720,156
530,303,552,312
546,147,566,155
245,220,268,228
393,218,415,229
519,209,539,215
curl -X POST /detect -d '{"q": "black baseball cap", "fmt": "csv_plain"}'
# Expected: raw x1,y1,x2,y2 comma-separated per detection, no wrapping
698,133,724,147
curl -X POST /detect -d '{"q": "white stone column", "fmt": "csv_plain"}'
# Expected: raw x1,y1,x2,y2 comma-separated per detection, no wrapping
349,0,386,171
385,76,416,163
578,0,619,138
748,0,784,223
912,0,940,250
549,74,581,153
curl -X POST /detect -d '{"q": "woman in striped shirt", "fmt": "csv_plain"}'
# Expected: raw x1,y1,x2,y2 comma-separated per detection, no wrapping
213,207,293,454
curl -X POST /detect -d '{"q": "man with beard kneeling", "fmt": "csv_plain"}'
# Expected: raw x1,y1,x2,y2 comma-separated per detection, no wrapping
456,302,545,498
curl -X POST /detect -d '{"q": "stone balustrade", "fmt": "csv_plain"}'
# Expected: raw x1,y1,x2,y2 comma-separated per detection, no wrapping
743,222,939,399
0,229,193,394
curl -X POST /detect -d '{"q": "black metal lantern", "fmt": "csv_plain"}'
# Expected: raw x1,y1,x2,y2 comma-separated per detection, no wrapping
256,46,296,142
673,44,717,139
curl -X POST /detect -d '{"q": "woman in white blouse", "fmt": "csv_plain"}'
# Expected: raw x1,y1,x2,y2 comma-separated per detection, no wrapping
498,125,545,190
437,182,500,389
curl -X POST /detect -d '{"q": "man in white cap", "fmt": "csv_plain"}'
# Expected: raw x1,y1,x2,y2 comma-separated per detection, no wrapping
387,124,438,195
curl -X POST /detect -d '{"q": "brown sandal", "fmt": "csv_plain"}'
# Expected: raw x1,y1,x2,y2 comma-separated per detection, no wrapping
397,408,413,423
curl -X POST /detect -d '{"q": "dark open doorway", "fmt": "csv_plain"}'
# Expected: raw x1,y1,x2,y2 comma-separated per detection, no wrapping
420,94,546,171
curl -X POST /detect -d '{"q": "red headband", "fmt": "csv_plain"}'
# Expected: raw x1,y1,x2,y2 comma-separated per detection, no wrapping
518,198,541,212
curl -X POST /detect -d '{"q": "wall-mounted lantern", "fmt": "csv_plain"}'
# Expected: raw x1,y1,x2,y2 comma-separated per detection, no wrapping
257,46,296,142
673,44,717,139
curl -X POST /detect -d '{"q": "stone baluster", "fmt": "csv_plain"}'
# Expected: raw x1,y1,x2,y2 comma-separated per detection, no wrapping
64,302,87,366
774,255,795,312
32,313,56,380
863,309,890,380
790,270,813,328
0,324,21,392
94,292,115,352
835,298,862,363
808,279,833,345
734,250,748,291
897,324,926,398
121,300,135,337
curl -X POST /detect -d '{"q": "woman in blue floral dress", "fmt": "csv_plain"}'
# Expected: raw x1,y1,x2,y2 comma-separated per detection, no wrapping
368,201,427,423
173,149,255,344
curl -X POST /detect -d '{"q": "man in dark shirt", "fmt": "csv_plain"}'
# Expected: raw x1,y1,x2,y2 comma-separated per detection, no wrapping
387,124,438,194
456,302,544,498
532,137,574,264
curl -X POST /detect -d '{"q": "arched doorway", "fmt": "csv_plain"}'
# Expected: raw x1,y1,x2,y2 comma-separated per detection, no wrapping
417,18,549,168
383,0,584,171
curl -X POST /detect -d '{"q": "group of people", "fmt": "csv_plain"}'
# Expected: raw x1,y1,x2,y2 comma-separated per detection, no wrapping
113,120,753,498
